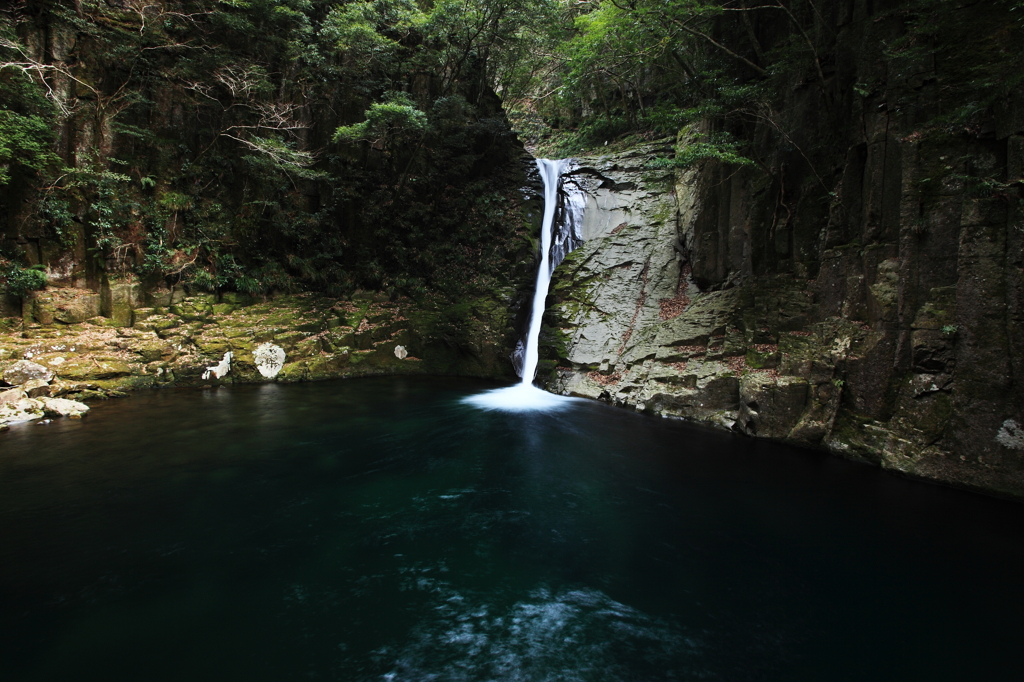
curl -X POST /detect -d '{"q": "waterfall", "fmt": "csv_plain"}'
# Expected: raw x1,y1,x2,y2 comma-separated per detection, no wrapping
520,158,564,385
464,158,582,411
511,158,586,383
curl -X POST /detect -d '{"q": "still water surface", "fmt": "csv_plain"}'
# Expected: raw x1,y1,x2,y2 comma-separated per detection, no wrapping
1,377,1022,681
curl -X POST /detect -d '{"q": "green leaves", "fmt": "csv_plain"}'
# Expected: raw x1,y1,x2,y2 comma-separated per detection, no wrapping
321,1,411,64
0,110,61,185
0,42,63,186
645,129,754,169
1,0,533,301
1,264,48,298
334,92,429,146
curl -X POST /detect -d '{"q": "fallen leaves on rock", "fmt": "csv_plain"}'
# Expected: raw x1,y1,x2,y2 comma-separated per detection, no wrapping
588,370,621,386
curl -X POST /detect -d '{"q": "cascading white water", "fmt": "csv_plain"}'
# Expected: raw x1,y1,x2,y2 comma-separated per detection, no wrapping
463,158,580,412
520,158,565,386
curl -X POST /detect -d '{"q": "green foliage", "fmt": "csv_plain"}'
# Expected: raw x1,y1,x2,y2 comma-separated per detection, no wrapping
0,0,547,303
0,109,61,185
320,0,413,68
38,197,78,248
4,0,1019,311
334,92,429,146
1,264,48,298
647,131,754,169
58,162,134,259
158,192,194,212
881,0,1024,138
0,33,64,186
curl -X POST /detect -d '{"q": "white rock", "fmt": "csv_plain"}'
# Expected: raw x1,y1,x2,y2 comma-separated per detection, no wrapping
394,345,408,360
0,387,26,405
22,378,51,398
3,360,54,385
254,343,286,378
202,351,233,380
41,397,89,418
996,419,1024,450
0,398,46,426
49,356,66,366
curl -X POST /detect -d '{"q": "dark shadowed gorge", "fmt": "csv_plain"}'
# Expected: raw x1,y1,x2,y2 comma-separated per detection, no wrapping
2,1,1022,494
3,3,1024,680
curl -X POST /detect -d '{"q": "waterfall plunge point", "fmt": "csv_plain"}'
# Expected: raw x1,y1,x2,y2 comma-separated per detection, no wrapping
464,159,580,412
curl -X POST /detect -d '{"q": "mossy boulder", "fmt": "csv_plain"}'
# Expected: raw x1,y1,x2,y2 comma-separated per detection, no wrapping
102,282,141,327
56,357,134,381
22,289,102,325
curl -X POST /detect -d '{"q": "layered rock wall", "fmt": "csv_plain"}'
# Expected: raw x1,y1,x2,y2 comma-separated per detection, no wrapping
544,128,1023,497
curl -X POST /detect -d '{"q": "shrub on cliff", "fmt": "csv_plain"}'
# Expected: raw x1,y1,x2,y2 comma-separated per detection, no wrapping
1,264,47,298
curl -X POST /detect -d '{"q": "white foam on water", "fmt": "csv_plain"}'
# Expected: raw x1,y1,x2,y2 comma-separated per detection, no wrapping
462,383,578,412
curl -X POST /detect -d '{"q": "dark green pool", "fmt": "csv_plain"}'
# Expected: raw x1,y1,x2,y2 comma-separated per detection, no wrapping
1,377,1021,681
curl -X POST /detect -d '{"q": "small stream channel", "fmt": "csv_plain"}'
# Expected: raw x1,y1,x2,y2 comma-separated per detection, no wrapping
1,377,1022,680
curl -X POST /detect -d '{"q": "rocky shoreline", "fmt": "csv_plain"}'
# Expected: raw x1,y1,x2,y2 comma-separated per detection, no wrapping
0,288,519,429
0,359,90,430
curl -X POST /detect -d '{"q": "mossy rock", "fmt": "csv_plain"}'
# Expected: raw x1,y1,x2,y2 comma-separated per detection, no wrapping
85,316,120,328
305,354,357,380
193,336,232,355
227,338,257,354
133,339,176,363
347,350,376,366
56,357,135,380
136,315,181,333
293,336,323,357
321,328,355,351
90,376,155,392
912,286,957,330
263,309,308,327
278,358,309,378
219,292,253,306
745,348,780,369
271,330,308,350
221,327,254,339
212,303,240,316
216,313,259,328
170,299,214,321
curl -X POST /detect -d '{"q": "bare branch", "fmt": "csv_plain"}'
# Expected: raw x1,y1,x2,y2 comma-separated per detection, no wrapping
666,17,768,76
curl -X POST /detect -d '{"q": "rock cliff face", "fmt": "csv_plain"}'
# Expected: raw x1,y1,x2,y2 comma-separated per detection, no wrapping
543,129,1022,497
536,0,1024,500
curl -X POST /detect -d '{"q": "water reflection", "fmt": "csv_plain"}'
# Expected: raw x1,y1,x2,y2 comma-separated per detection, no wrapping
0,377,1022,681
384,587,692,682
